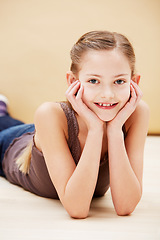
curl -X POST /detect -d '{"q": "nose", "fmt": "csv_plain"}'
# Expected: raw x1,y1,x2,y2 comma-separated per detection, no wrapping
100,87,115,100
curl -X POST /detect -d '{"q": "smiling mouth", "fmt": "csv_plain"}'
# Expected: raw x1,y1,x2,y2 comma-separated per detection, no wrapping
95,102,118,109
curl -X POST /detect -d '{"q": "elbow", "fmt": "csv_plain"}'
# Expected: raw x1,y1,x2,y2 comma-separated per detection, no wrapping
116,207,135,216
68,208,89,219
62,195,90,219
115,192,142,216
115,199,141,216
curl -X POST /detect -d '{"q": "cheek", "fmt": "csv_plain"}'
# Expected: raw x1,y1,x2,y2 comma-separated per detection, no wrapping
82,86,93,102
120,87,131,102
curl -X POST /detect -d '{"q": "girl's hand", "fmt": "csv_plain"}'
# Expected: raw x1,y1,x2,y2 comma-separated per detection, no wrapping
107,80,143,131
65,80,104,131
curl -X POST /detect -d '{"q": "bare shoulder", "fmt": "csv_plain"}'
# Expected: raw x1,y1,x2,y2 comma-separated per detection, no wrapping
134,100,150,116
34,102,67,128
125,100,150,132
34,102,68,150
35,102,65,118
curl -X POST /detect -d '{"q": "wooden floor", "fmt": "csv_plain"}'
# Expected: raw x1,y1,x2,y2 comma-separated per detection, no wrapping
0,136,160,240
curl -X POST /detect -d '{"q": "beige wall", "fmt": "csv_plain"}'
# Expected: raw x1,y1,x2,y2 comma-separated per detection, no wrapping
0,0,160,134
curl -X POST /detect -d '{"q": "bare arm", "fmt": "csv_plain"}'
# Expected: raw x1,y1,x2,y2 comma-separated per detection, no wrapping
107,81,149,215
64,127,103,218
34,82,104,219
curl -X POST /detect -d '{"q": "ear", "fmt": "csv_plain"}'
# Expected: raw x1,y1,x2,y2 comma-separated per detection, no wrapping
66,71,77,86
131,74,141,85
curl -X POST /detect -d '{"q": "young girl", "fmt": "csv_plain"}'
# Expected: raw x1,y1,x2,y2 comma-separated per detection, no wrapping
0,30,149,219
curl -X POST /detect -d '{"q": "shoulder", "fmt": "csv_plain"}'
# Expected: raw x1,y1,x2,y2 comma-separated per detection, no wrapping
34,102,68,139
125,100,150,133
133,100,150,117
35,102,66,122
131,100,149,122
35,102,64,117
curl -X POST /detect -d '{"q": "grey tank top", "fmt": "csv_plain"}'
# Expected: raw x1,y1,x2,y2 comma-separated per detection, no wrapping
2,102,110,199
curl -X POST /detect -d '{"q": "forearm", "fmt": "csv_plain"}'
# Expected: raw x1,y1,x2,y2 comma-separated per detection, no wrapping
63,128,103,218
108,129,142,215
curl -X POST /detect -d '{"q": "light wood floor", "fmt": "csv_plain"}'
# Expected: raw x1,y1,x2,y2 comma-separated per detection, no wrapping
0,136,160,240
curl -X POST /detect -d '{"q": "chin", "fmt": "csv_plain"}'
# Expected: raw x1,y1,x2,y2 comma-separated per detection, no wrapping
97,114,116,122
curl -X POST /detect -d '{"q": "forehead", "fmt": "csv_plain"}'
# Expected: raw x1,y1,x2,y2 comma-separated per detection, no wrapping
78,49,131,76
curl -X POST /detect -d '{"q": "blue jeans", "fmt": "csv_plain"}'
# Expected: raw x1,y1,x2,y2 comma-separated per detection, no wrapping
0,115,35,177
0,114,24,131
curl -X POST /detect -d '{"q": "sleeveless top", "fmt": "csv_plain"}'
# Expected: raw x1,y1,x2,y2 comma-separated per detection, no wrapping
2,102,115,199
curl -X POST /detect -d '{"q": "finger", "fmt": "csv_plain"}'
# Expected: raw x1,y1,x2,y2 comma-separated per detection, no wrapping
131,80,143,96
117,85,136,123
131,81,143,102
65,80,79,94
76,83,84,100
65,81,84,114
129,84,137,106
65,81,80,98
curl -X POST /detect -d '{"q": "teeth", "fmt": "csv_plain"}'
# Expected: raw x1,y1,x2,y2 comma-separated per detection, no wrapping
98,103,113,107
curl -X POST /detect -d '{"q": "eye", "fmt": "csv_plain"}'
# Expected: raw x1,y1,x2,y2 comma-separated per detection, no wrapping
88,79,99,84
115,79,125,85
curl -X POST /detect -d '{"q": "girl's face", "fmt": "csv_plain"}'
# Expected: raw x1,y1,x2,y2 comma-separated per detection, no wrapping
77,49,132,122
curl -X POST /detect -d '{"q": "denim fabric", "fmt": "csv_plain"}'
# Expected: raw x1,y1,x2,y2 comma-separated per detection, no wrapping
0,114,24,131
0,120,35,177
0,101,8,116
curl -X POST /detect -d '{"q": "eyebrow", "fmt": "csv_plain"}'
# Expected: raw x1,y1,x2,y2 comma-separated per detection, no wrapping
114,74,130,77
86,73,129,78
86,74,102,77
